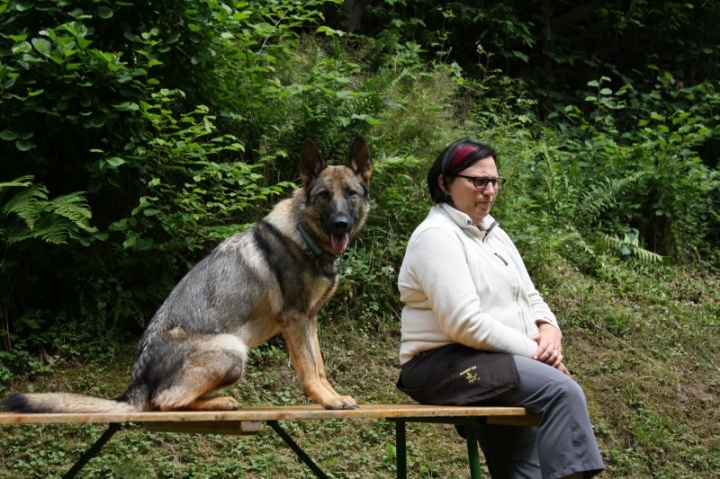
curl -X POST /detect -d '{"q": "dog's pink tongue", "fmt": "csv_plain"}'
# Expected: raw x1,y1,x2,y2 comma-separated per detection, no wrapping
331,233,349,253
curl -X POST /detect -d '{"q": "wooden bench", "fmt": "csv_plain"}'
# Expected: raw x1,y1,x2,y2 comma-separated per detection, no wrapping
0,404,537,478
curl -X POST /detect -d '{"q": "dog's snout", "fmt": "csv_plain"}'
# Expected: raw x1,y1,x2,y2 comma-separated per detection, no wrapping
332,217,350,233
330,212,352,233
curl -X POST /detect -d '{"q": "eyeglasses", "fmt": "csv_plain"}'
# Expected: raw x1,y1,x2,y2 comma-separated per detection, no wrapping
454,175,506,191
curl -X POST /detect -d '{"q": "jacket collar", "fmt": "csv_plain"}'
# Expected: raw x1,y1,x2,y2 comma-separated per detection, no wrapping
436,203,498,239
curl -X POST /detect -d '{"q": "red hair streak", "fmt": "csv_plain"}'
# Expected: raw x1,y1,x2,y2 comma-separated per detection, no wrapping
449,144,476,170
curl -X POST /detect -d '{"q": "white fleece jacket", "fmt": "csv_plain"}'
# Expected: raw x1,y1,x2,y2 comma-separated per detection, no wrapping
398,203,559,365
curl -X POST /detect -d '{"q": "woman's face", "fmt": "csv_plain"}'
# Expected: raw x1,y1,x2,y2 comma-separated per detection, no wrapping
440,156,499,225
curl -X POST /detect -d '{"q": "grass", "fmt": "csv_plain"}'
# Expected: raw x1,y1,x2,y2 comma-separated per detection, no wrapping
1,259,718,478
0,321,475,478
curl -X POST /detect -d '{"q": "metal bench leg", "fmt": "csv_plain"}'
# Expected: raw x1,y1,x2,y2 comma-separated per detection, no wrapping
62,423,121,479
395,420,407,479
267,420,329,479
463,418,482,479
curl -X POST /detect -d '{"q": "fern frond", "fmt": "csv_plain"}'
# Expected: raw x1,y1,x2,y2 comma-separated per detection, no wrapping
0,175,35,191
47,193,94,230
1,178,98,245
5,223,71,245
600,231,664,264
1,184,49,229
579,172,645,220
632,246,665,264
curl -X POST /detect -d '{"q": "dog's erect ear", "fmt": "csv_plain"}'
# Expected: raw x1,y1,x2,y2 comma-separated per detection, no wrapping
346,135,371,184
300,139,327,188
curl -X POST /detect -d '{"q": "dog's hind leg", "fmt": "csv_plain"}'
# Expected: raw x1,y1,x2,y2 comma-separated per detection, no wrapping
151,334,249,411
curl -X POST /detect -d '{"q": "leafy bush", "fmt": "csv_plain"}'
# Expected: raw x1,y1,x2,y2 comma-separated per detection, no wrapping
0,0,352,376
547,73,720,262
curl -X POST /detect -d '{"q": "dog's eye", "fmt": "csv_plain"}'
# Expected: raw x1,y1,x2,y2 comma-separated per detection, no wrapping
347,189,358,198
317,191,331,201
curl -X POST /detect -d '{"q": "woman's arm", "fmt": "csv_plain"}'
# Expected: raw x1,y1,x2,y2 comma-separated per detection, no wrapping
491,227,570,373
495,229,560,331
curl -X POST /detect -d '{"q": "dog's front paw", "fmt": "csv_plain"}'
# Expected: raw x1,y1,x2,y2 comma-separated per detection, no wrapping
322,395,358,410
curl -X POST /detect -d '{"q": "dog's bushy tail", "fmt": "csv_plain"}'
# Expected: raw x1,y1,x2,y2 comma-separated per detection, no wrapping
1,393,139,413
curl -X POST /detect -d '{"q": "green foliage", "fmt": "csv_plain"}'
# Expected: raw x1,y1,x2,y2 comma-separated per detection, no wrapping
0,176,104,245
0,0,352,366
548,73,720,261
476,68,719,274
106,90,294,255
353,1,720,118
0,0,247,342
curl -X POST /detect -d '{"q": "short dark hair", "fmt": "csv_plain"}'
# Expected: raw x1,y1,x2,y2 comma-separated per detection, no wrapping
427,139,498,204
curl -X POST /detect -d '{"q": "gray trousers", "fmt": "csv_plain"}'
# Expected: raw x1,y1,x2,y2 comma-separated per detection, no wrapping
473,355,605,479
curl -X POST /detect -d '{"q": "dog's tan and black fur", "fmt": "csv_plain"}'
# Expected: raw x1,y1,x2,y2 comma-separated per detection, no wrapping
2,136,371,413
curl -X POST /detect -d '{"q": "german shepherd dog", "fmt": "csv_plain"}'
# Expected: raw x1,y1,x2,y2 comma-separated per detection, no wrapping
2,136,371,412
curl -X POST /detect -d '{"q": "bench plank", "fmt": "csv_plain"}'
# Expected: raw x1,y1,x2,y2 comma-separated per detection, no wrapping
0,404,532,425
0,404,538,479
